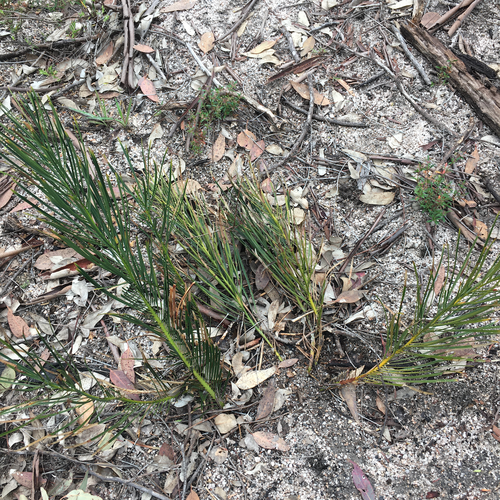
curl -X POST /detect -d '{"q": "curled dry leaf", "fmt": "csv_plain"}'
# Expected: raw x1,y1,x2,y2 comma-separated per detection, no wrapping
332,290,363,304
291,81,331,106
341,383,361,425
198,32,215,53
250,139,265,161
96,41,114,65
236,366,276,390
211,133,225,162
348,460,376,500
359,191,395,205
161,0,197,12
237,129,257,149
110,369,140,401
7,307,30,338
214,413,237,434
300,36,315,57
255,383,277,421
250,40,277,54
138,76,159,103
434,265,445,296
133,44,155,54
255,263,270,290
278,358,298,369
252,431,290,452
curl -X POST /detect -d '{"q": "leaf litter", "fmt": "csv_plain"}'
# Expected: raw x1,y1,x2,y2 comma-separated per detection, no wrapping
0,0,499,498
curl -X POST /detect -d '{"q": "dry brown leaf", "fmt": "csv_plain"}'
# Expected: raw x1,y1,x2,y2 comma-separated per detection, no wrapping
260,178,274,193
110,369,140,401
120,347,135,384
75,397,95,425
300,36,315,57
133,44,155,54
159,442,176,461
11,471,34,488
138,76,159,103
10,200,37,213
340,383,361,424
186,488,200,500
211,133,225,162
198,32,215,53
465,145,479,174
35,248,82,270
214,413,237,433
473,219,488,239
96,41,114,65
7,307,30,338
337,78,355,96
173,179,202,195
359,191,396,205
0,179,14,209
252,431,290,451
236,367,276,390
250,139,265,161
255,264,270,290
420,11,441,29
237,129,257,149
290,81,331,106
161,0,197,12
281,359,300,371
434,264,445,296
376,395,386,414
250,40,277,54
332,290,363,304
255,383,276,420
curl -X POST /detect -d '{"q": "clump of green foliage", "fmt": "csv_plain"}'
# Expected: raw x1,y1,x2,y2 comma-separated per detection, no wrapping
188,83,240,153
434,59,455,86
415,163,455,223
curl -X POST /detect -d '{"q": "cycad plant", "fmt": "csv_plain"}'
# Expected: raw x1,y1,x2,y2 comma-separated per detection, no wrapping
0,93,224,442
343,233,500,386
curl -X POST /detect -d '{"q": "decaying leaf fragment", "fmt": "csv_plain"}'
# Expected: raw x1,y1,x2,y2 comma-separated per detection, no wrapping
291,81,331,106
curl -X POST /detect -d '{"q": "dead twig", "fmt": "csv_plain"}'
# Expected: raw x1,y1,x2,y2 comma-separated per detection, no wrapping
282,97,368,128
339,208,387,273
330,39,458,137
389,25,431,85
217,0,260,42
448,0,483,37
0,35,100,62
121,0,135,88
270,28,315,171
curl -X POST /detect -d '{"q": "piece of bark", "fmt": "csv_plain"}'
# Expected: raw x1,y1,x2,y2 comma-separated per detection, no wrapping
401,22,500,138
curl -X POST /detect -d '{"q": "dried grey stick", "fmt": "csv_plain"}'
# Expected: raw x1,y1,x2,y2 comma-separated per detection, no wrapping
390,25,431,85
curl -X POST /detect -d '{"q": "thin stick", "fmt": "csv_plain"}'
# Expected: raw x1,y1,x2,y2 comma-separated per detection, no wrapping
282,97,368,128
330,40,458,137
448,0,483,36
218,0,260,42
389,25,431,85
0,35,99,62
185,43,222,87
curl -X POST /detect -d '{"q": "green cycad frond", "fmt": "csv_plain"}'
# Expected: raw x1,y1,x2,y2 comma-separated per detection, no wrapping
0,93,224,420
354,232,500,386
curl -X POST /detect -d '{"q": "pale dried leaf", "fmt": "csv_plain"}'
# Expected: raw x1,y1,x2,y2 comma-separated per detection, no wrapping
332,290,363,304
250,40,277,54
139,76,159,103
75,398,94,425
278,358,298,368
198,32,215,53
148,123,163,148
7,307,30,338
252,431,290,451
300,36,315,57
0,366,15,396
291,81,331,106
214,413,237,434
133,44,155,54
161,0,197,13
434,265,445,296
236,367,276,390
291,207,305,225
359,191,395,205
265,144,284,155
237,129,257,149
211,133,225,162
340,383,361,424
465,145,479,174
